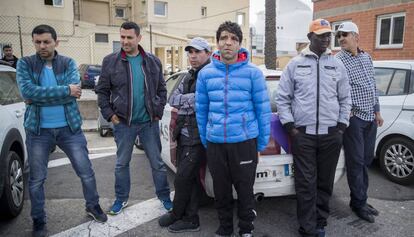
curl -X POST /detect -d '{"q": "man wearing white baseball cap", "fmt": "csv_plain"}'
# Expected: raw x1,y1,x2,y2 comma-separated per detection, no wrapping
335,22,384,223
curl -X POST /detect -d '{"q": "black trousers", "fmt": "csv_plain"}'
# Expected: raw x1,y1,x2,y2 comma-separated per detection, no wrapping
343,116,377,209
172,142,206,224
292,128,342,237
207,139,258,236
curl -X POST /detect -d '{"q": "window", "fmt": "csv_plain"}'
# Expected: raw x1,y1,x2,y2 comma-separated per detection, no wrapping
154,1,167,17
0,71,23,105
201,7,207,17
236,12,245,26
44,0,64,7
376,13,405,48
95,33,109,43
115,8,126,18
166,73,185,99
388,70,407,95
113,41,121,52
331,20,350,50
374,68,408,96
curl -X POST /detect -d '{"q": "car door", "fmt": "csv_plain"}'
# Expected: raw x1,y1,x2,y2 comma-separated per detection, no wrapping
0,69,25,143
159,72,186,171
375,66,410,138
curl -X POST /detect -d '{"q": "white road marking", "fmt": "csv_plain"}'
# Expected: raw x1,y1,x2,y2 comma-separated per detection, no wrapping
88,146,117,151
51,194,174,237
48,153,115,168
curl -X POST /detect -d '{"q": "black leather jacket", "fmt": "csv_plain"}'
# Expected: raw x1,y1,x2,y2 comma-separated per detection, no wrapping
96,45,167,124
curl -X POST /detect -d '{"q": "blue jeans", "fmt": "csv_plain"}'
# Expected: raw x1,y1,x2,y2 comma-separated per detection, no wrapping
343,116,377,209
26,127,99,223
112,120,170,202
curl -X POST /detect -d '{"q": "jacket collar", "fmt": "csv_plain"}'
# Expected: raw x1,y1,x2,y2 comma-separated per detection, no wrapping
35,50,59,62
301,46,331,58
120,45,147,60
211,47,250,69
340,47,365,57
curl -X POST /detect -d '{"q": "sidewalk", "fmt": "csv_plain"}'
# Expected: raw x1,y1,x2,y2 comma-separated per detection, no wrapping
82,119,98,132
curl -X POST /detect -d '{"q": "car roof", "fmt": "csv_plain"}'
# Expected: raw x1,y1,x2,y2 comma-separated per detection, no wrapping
374,60,414,70
257,65,283,77
0,64,16,72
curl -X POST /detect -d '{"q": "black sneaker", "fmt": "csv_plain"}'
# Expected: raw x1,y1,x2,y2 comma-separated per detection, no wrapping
167,220,200,233
32,220,47,237
352,206,375,223
86,204,108,223
158,212,178,227
366,203,379,216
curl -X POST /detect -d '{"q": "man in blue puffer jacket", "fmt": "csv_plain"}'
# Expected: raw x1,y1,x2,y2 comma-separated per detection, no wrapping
196,21,271,237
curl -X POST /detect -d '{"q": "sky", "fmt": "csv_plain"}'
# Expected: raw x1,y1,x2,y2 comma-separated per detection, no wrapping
250,0,313,24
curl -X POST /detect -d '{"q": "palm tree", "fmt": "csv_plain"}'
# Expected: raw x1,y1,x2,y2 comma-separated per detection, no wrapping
265,0,277,70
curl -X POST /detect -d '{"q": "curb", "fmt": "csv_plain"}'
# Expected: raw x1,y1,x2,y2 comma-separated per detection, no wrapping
82,127,98,132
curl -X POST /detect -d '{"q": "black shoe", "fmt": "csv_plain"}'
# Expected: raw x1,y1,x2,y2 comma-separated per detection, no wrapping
158,212,178,227
352,206,375,223
86,204,108,223
215,226,234,237
366,203,379,216
167,220,200,233
317,228,325,237
32,220,47,237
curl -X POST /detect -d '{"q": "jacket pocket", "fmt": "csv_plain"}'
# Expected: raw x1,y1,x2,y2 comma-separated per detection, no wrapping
294,65,312,77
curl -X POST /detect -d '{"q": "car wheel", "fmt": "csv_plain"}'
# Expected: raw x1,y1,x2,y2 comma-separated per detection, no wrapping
0,151,25,218
98,118,108,137
379,137,414,185
99,128,108,137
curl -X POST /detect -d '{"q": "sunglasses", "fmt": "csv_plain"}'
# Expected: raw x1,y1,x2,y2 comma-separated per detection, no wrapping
336,32,349,38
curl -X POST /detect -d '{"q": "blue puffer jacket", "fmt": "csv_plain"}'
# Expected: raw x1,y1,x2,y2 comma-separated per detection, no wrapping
195,48,271,151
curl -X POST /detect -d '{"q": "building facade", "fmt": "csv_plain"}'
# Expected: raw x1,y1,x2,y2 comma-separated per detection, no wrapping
313,0,414,60
0,0,249,70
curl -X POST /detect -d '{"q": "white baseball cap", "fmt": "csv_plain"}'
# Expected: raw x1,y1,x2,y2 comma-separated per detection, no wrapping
337,22,359,34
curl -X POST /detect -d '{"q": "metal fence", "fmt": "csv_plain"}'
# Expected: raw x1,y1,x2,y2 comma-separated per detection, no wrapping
0,15,93,64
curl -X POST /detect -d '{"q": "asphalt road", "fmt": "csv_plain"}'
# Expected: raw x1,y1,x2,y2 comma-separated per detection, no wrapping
0,132,413,237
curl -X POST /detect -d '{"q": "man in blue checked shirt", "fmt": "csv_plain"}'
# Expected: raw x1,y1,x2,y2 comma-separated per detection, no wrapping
335,22,384,223
17,24,107,237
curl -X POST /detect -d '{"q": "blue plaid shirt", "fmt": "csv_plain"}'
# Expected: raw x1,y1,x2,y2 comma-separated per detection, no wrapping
336,49,379,121
16,52,82,135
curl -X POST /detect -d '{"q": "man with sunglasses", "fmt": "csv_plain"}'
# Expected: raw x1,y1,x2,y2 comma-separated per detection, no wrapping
277,19,351,237
335,22,384,223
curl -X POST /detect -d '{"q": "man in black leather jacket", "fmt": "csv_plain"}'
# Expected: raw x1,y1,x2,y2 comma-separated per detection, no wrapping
96,21,171,215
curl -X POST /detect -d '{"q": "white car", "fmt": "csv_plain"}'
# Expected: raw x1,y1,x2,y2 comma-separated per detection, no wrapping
374,60,414,185
0,64,27,218
160,70,345,199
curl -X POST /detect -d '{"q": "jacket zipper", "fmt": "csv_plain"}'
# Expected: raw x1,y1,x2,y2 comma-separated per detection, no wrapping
316,57,320,135
127,61,133,126
224,65,229,143
141,63,152,122
35,61,45,135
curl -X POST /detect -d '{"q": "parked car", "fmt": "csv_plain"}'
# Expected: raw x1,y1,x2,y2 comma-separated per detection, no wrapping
374,60,414,185
78,64,101,89
159,70,346,199
0,65,27,218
